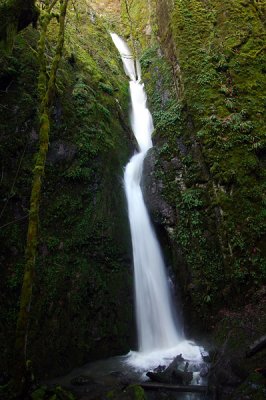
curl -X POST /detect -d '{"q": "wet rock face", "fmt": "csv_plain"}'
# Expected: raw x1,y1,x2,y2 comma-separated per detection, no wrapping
47,141,77,165
141,148,176,227
0,7,134,379
138,0,266,335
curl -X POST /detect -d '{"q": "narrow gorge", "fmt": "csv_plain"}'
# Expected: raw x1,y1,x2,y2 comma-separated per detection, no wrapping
0,1,265,400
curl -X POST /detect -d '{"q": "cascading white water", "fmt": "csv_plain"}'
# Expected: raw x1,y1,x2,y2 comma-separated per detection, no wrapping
111,33,201,368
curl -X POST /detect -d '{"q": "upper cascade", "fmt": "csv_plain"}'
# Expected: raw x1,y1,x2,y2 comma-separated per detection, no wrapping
110,33,141,82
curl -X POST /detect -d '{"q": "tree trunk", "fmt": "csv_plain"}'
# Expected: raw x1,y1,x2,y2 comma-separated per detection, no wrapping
12,0,69,396
246,335,266,358
141,382,208,393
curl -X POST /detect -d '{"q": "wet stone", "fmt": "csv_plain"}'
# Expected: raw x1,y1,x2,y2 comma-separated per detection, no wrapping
200,350,211,363
199,364,209,378
71,375,95,386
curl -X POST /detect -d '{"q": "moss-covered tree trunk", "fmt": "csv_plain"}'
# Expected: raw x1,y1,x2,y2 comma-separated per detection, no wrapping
0,0,39,51
12,0,69,396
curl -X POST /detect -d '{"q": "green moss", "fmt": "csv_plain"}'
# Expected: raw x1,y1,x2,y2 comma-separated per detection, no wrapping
127,385,146,400
121,0,153,51
106,385,146,400
0,2,133,379
31,386,47,400
137,0,266,322
30,385,76,400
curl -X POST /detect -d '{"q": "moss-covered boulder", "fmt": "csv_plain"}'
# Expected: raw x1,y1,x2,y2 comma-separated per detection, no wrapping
107,385,146,400
31,385,76,400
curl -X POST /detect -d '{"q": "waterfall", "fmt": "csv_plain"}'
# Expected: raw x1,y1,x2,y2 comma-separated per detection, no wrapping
111,33,201,368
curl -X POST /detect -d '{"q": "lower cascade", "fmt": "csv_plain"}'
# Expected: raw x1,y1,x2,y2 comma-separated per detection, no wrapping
110,33,202,370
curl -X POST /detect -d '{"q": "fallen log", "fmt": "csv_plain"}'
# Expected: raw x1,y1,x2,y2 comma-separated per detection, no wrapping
246,335,266,358
140,382,208,393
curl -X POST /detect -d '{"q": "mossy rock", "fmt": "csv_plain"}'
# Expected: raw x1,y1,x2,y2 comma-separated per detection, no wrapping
31,385,76,400
107,385,146,400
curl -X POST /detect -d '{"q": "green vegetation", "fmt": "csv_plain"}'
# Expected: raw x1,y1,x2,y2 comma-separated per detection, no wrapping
30,385,75,400
1,1,266,399
12,1,70,395
0,0,133,383
107,385,146,400
139,0,266,322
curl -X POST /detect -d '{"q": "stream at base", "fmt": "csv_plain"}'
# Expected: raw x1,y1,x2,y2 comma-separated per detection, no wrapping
49,347,210,399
